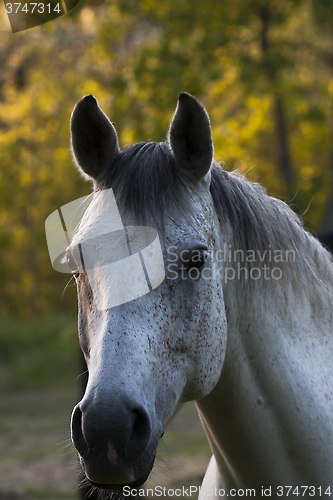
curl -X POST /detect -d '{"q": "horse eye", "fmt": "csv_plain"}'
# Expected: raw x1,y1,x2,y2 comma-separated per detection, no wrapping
188,251,209,270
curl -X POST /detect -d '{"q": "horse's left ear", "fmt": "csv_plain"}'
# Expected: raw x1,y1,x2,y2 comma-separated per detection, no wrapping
70,94,120,180
169,92,214,181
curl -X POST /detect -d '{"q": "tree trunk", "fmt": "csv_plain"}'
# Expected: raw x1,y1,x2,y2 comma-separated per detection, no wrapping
259,5,294,189
274,94,294,186
318,130,333,250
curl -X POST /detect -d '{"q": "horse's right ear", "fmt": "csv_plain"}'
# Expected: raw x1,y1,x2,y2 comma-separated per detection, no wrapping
70,94,120,180
169,92,213,181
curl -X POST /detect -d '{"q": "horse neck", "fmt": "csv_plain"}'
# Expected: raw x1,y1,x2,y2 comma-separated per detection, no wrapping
195,231,333,489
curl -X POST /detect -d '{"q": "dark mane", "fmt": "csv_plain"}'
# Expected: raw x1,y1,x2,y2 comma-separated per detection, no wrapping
210,165,297,255
210,164,333,298
96,141,190,226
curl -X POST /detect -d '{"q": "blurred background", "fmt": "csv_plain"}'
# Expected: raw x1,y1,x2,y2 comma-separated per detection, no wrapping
1,0,333,498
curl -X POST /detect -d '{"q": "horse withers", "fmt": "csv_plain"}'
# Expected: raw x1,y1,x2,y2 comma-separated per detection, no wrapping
68,92,333,498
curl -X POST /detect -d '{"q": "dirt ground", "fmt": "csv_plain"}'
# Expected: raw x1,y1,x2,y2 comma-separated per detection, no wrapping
0,382,211,499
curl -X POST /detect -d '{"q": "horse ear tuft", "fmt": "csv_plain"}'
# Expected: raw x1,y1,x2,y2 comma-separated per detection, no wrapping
168,92,214,180
70,95,120,181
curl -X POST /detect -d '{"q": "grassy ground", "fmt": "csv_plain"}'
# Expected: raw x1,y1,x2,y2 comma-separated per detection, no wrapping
0,316,80,499
0,317,211,500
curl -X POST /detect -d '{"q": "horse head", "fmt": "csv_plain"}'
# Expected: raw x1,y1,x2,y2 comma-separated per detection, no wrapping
68,93,228,490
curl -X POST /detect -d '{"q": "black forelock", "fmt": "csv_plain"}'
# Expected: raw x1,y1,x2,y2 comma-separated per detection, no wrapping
95,141,191,227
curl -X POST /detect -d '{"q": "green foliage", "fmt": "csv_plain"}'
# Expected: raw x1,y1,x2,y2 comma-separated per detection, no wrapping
0,315,78,389
312,0,333,26
1,0,333,315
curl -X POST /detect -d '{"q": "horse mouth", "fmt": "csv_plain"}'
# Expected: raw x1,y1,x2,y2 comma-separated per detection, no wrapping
88,466,153,491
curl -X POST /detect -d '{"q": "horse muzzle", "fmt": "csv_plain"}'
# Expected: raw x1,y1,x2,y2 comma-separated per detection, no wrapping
71,395,162,490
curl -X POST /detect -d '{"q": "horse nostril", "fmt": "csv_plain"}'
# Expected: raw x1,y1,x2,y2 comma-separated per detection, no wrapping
127,406,152,456
71,404,89,459
71,400,152,463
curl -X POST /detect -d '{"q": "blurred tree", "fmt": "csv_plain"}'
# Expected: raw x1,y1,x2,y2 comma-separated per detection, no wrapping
124,0,333,224
311,0,333,237
0,0,333,316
